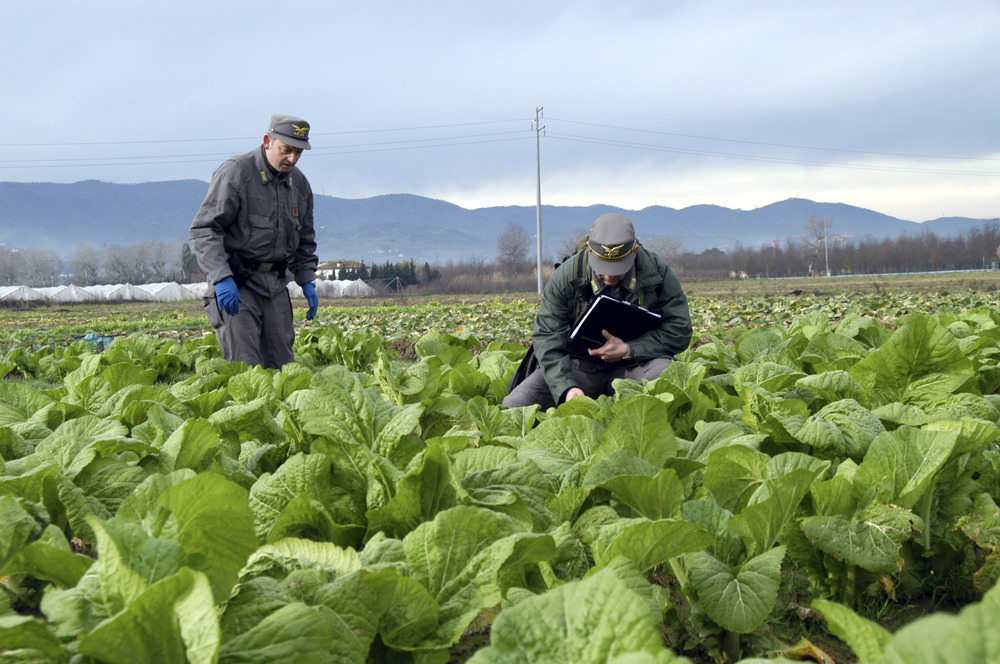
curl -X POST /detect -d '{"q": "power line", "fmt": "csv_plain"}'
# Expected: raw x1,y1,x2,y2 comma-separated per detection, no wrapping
315,135,532,157
2,114,997,178
547,116,1000,163
314,118,527,137
546,131,1000,177
0,137,253,148
0,118,527,148
6,152,242,165
312,130,529,153
0,130,533,169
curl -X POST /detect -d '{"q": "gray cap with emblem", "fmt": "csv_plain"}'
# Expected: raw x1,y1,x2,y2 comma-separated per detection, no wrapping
268,114,312,150
587,213,638,275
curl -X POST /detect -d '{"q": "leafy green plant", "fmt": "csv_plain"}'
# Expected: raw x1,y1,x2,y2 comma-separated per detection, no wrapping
814,580,1000,663
1,299,1000,663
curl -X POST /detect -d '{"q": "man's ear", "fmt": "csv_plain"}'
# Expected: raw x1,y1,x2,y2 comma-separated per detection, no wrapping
262,133,272,150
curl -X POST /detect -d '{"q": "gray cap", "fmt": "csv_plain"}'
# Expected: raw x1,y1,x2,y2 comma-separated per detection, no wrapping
268,114,311,150
587,213,637,275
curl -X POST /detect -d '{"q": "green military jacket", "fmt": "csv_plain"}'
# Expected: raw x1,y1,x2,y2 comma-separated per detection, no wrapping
532,246,692,402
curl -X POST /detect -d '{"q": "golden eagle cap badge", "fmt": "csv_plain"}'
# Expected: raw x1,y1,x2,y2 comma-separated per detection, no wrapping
589,240,636,261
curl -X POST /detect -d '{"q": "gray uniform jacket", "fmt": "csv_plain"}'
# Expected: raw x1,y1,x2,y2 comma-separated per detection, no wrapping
533,246,693,402
189,146,318,297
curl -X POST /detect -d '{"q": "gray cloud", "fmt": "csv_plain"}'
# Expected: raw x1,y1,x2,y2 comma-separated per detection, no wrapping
3,0,998,221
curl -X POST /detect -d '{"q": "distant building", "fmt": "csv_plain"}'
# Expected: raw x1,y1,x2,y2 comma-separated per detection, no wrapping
317,260,364,280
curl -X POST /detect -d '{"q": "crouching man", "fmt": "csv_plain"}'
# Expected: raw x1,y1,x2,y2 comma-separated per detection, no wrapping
504,213,692,408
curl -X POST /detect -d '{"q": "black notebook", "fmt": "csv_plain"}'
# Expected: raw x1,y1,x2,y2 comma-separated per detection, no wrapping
568,295,663,349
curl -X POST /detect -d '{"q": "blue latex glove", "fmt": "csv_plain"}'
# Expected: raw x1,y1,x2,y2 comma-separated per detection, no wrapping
214,276,241,315
302,282,318,320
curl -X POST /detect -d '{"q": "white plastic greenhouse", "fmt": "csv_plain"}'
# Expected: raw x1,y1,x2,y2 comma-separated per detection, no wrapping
0,280,376,303
0,285,46,302
34,285,98,303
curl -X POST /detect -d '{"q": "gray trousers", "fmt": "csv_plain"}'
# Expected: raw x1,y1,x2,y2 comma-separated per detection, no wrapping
502,356,673,409
204,286,295,369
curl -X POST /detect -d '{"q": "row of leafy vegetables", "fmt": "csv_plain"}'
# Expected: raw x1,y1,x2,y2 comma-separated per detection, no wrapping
2,299,1000,662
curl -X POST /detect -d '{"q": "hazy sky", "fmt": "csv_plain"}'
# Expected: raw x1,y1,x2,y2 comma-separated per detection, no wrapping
4,1,998,221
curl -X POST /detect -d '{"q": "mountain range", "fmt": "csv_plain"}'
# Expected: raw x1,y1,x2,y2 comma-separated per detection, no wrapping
1,180,995,264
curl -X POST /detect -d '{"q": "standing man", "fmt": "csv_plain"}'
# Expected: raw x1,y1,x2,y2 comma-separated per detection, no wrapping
504,213,692,409
190,114,320,369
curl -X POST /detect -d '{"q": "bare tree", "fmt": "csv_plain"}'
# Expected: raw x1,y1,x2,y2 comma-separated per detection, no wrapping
556,226,590,263
145,239,184,282
72,243,102,285
181,242,207,282
164,239,186,281
20,248,64,287
102,244,142,284
804,215,833,276
0,248,21,286
131,242,151,283
804,215,832,255
643,235,683,259
496,223,531,275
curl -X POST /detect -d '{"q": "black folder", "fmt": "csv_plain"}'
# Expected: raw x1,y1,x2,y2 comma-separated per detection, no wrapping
568,295,663,349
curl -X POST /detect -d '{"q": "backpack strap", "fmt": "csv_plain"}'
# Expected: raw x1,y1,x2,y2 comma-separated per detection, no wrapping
568,248,595,324
634,245,665,308
573,247,588,281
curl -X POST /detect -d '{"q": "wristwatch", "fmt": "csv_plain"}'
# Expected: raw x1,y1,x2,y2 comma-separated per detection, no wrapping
622,347,634,362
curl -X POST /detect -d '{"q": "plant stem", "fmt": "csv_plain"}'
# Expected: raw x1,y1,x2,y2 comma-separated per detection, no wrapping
722,629,741,663
667,557,690,596
845,563,857,609
917,490,934,552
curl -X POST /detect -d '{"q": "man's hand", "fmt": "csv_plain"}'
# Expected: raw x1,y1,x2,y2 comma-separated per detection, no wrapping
302,282,318,320
564,387,585,401
587,330,631,362
214,276,241,315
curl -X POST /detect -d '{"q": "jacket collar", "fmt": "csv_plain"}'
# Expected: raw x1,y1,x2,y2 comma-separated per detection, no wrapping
254,146,294,188
589,262,637,295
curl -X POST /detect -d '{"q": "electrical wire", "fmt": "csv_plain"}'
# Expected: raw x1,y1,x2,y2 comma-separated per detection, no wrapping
313,118,528,137
1,115,996,178
0,119,528,148
546,116,1000,163
546,132,1000,177
0,122,532,169
311,130,530,154
0,131,532,168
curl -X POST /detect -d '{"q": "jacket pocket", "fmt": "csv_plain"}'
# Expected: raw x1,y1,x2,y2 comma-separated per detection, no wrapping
283,216,302,256
203,295,225,330
247,214,275,255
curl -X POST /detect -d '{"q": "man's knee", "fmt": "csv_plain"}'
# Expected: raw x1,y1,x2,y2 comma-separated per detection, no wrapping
502,388,531,408
503,368,555,409
632,357,673,382
217,319,260,364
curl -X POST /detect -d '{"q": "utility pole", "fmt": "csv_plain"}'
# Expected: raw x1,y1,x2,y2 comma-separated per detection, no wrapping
823,217,830,277
534,107,544,294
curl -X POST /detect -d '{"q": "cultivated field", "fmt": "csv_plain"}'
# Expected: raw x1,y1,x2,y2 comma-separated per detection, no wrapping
2,272,1000,663
2,270,999,346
